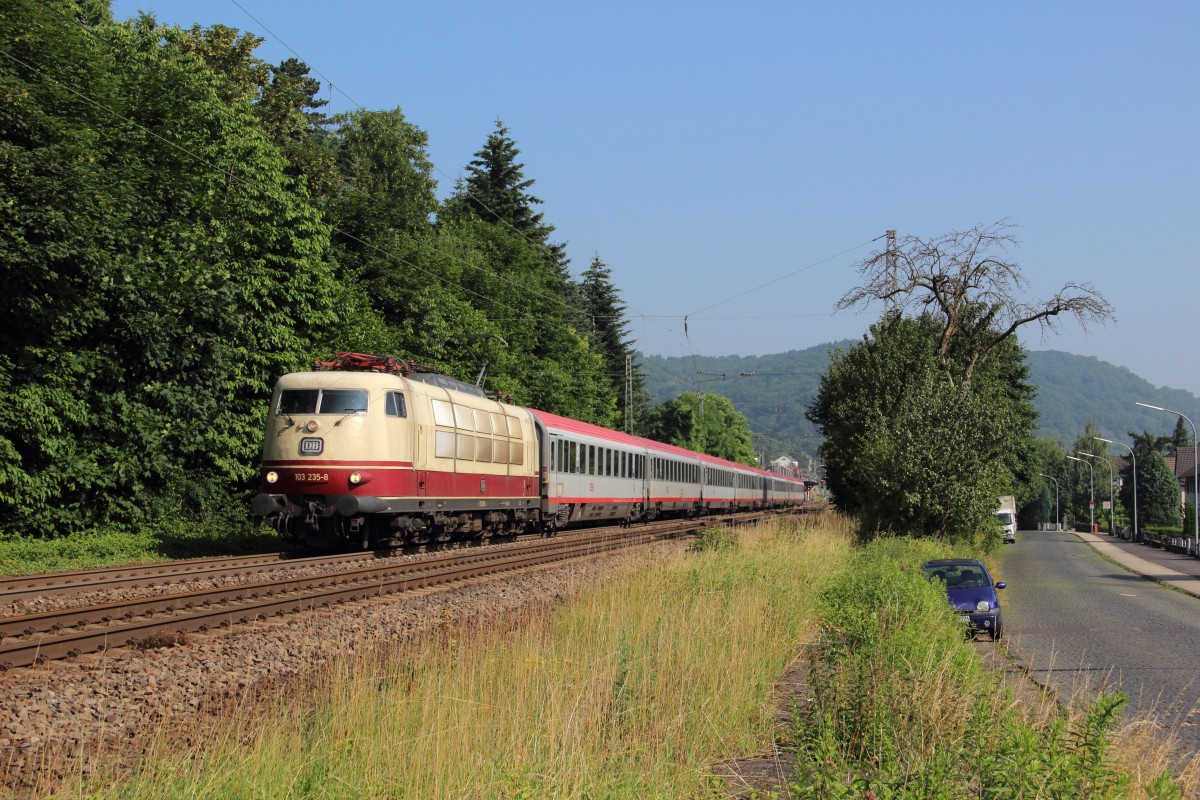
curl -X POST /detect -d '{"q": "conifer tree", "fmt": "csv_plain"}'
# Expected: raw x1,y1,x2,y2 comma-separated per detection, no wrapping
580,256,651,432
447,119,549,237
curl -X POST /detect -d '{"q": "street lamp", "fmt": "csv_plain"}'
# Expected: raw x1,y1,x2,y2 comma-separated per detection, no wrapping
1136,402,1199,555
1067,455,1095,532
1038,473,1060,531
1095,437,1137,541
1077,451,1114,536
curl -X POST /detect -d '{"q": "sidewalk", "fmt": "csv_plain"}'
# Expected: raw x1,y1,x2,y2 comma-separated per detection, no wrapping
1071,529,1200,599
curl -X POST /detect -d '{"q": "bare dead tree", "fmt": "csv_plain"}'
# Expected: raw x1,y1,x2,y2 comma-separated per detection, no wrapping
838,220,1116,384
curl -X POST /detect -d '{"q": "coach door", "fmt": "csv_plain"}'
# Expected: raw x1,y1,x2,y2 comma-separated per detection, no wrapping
548,433,563,498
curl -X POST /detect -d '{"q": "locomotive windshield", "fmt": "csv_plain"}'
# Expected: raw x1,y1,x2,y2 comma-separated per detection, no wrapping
279,389,369,415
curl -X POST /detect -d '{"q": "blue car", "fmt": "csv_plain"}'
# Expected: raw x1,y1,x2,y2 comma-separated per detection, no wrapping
921,558,1006,640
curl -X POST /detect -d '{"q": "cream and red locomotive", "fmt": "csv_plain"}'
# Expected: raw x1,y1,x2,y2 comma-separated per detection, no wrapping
252,353,807,549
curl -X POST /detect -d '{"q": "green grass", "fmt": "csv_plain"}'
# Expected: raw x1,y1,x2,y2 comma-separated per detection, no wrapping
47,516,855,799
0,523,278,576
788,537,1185,799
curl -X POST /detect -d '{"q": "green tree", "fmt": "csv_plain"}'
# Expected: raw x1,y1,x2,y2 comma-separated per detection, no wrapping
1140,450,1183,530
441,119,578,306
1066,422,1108,525
580,255,651,432
1170,416,1194,452
0,4,339,534
256,57,336,198
808,314,1035,542
445,119,550,237
1025,437,1067,528
645,393,757,465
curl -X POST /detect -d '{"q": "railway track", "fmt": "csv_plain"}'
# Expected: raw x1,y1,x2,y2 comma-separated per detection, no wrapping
0,551,378,605
0,510,789,670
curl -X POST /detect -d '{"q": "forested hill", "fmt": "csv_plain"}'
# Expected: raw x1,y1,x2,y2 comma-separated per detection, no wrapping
639,345,1200,464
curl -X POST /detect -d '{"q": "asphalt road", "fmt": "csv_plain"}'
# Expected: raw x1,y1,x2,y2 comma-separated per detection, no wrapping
995,530,1200,749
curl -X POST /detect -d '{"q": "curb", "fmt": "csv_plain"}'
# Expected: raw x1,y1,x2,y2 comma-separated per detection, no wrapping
1072,530,1200,600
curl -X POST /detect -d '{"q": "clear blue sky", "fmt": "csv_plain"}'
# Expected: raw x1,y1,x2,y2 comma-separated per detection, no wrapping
110,1,1200,396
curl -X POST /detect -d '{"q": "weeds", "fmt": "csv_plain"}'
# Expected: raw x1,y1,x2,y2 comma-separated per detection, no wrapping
789,538,1180,798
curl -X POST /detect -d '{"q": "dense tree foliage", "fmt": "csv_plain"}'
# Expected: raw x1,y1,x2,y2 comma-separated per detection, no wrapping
1,1,340,535
1118,428,1185,533
0,2,640,540
644,393,757,466
808,314,1036,542
580,256,651,433
1138,450,1183,530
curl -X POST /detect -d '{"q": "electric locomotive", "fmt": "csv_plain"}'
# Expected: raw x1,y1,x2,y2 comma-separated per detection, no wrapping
252,353,544,549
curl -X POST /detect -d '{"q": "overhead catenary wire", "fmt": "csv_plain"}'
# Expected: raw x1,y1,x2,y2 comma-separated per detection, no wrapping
194,2,876,363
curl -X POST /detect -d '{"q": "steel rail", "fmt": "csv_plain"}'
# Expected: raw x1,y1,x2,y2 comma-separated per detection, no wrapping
0,521,705,669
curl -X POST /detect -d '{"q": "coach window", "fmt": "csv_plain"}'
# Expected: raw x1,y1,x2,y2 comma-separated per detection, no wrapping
569,441,578,473
607,449,613,476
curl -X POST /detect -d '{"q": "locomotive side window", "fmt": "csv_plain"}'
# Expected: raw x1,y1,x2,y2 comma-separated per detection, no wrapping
432,400,454,427
385,392,407,417
453,404,473,430
279,390,319,415
435,431,455,459
491,412,506,437
456,434,474,460
506,416,521,438
511,442,524,465
494,440,510,463
473,409,491,433
476,437,493,462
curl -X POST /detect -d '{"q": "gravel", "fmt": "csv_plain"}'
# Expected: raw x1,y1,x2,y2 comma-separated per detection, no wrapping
0,542,682,797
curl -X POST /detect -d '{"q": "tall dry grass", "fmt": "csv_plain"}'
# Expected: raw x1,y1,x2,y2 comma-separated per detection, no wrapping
49,516,853,799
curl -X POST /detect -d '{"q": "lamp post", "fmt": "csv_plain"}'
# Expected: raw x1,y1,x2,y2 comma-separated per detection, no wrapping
1038,473,1060,531
1078,451,1114,536
1067,455,1094,532
1136,403,1199,555
1096,437,1137,541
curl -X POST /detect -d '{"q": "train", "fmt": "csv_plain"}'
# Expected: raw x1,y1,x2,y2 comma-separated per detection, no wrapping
251,353,809,549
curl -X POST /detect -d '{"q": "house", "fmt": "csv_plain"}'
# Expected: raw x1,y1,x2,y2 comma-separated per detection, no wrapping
1174,445,1198,514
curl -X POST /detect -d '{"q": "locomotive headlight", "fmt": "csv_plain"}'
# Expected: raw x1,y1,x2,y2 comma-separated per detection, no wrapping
304,420,320,433
349,471,363,485
265,471,279,484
